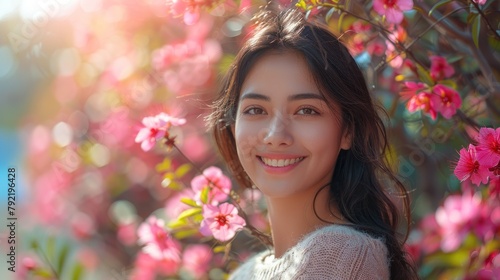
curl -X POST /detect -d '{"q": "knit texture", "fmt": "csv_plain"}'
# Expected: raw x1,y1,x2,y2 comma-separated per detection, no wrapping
229,224,390,280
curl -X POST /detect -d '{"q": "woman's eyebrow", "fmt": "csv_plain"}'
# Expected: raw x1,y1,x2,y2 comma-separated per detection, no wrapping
287,93,326,102
240,92,325,102
240,92,270,101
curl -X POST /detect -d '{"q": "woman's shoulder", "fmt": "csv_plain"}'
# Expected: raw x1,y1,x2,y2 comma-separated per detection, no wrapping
294,224,390,279
300,223,387,249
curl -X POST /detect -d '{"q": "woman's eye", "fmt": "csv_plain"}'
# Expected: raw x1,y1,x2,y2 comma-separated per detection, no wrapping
243,107,266,115
297,107,319,115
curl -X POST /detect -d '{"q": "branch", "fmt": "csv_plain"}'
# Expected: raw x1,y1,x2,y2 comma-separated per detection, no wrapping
471,0,500,41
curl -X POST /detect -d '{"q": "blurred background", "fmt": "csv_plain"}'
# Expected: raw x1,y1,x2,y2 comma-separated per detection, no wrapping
0,0,499,279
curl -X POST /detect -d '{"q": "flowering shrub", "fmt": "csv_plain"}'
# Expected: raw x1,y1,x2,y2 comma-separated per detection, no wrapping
9,0,499,279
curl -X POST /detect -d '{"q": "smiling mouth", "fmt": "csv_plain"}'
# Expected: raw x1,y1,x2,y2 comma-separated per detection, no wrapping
258,156,305,167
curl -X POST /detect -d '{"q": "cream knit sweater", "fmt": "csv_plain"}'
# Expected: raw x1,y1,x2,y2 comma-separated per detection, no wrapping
229,224,390,280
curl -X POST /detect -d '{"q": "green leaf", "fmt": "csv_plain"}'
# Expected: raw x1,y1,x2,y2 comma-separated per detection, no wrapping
472,15,481,48
56,243,70,276
488,35,500,51
33,268,54,278
213,245,227,253
177,208,202,220
71,263,85,280
415,63,433,86
439,79,457,89
173,228,199,239
155,158,172,173
200,186,209,204
174,163,191,178
167,219,188,229
180,197,200,208
31,239,39,250
428,0,452,16
46,236,56,262
337,12,346,34
325,7,336,23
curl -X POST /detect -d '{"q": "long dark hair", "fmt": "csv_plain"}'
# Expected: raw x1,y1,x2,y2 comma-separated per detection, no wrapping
207,8,418,280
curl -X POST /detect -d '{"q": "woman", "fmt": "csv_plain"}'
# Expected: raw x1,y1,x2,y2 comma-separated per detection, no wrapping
207,8,418,280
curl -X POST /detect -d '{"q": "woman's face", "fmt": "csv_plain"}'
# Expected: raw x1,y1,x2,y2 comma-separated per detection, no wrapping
234,51,351,199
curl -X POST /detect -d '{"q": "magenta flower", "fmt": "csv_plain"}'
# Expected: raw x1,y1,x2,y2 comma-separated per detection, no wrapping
400,81,426,100
373,0,413,24
407,91,440,120
137,217,182,263
135,113,186,151
473,0,487,5
191,166,232,205
435,191,483,252
476,127,500,167
431,84,462,119
430,56,455,81
454,144,490,186
182,244,213,278
200,203,246,242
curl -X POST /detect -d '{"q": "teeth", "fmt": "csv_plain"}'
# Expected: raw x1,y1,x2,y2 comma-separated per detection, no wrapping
261,157,303,167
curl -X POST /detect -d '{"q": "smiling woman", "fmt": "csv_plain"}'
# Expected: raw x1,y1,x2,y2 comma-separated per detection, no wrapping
207,8,419,280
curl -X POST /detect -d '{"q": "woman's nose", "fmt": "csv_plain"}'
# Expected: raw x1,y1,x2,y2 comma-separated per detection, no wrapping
260,111,293,147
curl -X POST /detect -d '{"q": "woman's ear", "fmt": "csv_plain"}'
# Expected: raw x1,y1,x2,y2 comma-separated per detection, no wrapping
340,129,352,150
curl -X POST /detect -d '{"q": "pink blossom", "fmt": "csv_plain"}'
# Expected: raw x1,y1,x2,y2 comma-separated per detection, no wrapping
135,113,186,151
406,91,440,120
400,81,426,101
435,191,483,252
418,215,442,254
454,144,490,186
71,212,95,240
200,203,246,242
472,0,487,5
373,0,413,24
117,222,137,246
166,0,225,25
430,56,455,81
191,166,231,205
431,84,462,119
476,127,500,167
182,244,212,278
131,252,182,280
137,217,182,266
22,257,37,271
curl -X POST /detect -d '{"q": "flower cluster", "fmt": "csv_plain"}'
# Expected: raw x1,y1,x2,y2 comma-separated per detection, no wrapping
134,113,186,151
165,0,230,25
373,0,413,24
455,128,500,186
133,115,247,277
408,187,500,278
400,56,462,120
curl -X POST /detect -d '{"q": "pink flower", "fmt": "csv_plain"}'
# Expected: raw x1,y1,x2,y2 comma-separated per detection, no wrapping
406,91,440,120
435,191,483,252
400,81,426,101
473,0,487,5
135,113,186,151
117,222,137,246
191,166,231,205
373,0,413,24
454,144,490,186
430,56,455,81
431,84,462,119
476,127,500,167
131,252,182,280
200,203,246,242
182,244,212,278
137,217,182,265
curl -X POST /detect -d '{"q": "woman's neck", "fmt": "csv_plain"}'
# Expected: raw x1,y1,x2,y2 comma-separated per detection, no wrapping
265,186,343,258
